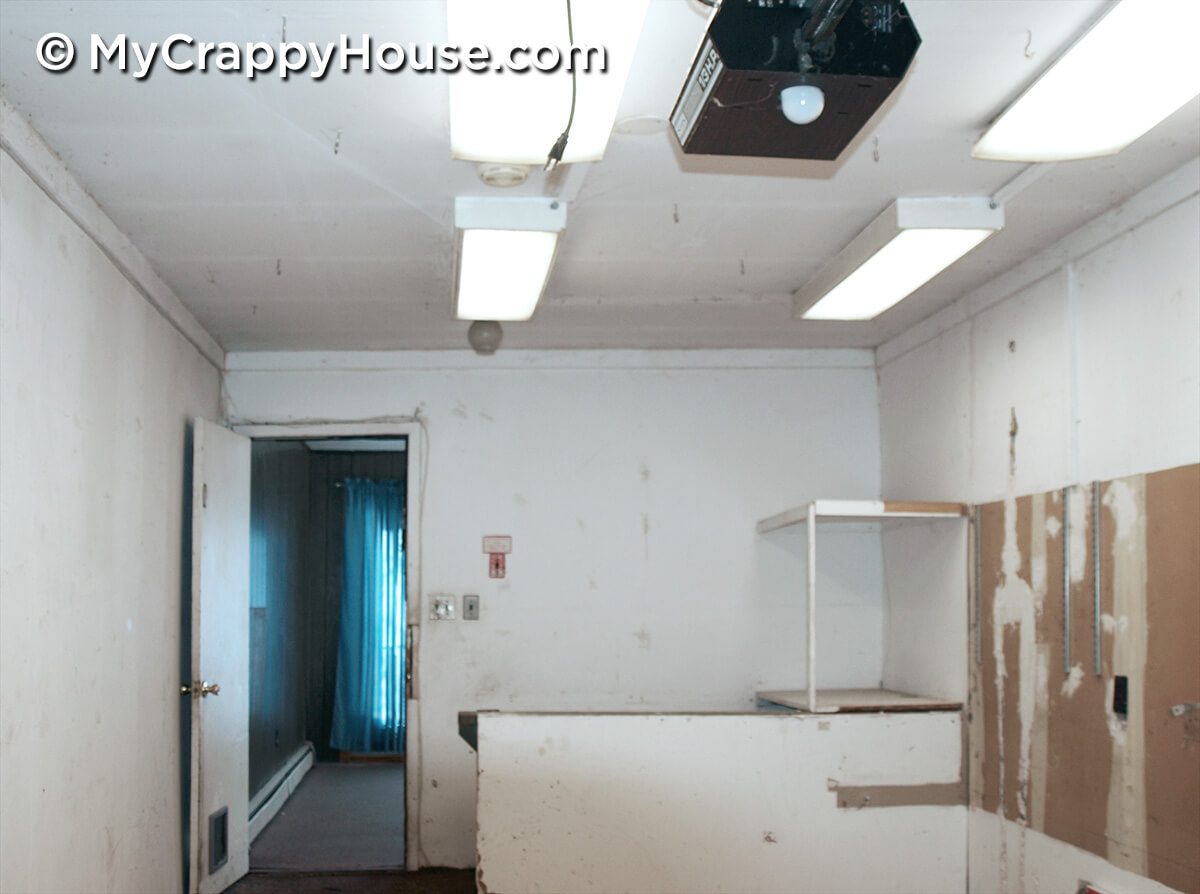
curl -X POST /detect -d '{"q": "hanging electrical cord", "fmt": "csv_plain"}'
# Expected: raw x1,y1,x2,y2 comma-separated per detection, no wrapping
544,0,578,171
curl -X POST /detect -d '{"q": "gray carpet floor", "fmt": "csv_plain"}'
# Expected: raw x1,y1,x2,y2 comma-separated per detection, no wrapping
250,763,406,872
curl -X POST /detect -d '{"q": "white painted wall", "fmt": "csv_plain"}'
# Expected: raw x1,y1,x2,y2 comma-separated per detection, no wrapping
476,712,966,894
878,160,1200,504
0,146,222,893
876,160,1200,893
882,519,969,702
223,349,887,866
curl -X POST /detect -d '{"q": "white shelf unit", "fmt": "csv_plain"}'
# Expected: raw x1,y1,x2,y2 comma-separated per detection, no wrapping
755,499,968,714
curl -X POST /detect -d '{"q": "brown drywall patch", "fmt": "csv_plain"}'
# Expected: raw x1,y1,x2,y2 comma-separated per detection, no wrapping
980,494,1035,822
979,499,1005,814
1043,482,1112,861
1144,463,1200,894
973,470,1198,889
883,500,968,515
833,782,966,809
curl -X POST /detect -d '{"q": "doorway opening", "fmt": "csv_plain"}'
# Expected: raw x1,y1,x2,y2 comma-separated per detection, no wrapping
245,435,410,873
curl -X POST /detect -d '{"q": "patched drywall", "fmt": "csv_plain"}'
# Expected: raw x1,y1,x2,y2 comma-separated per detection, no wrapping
0,149,222,893
223,349,885,866
879,163,1200,894
973,469,1199,893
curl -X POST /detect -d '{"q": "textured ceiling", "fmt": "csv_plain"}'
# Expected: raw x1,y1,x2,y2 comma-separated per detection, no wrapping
1,0,1196,351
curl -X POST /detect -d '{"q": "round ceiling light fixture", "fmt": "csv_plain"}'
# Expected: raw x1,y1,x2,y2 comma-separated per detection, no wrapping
477,163,530,188
780,85,826,126
467,320,503,355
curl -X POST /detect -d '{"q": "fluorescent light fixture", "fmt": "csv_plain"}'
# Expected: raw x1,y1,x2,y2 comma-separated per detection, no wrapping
795,198,1003,321
457,230,559,321
447,0,650,165
455,197,567,321
974,0,1200,162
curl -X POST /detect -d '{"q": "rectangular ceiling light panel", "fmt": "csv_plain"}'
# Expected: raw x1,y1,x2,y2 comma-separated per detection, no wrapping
455,197,566,321
974,0,1200,162
796,198,1003,321
447,0,650,165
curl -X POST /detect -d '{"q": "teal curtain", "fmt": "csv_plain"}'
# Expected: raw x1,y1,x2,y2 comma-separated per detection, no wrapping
330,478,406,753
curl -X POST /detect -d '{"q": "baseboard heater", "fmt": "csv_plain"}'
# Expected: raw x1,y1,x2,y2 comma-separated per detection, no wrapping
248,742,315,843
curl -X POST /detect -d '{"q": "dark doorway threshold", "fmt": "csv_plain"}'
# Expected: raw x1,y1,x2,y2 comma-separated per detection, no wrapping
224,869,474,894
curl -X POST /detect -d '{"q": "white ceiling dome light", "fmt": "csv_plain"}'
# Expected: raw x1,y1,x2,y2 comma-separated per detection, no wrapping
780,85,826,126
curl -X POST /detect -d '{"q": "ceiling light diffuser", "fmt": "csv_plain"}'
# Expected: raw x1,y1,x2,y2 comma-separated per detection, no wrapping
795,198,1003,321
447,0,650,165
974,0,1200,162
455,197,567,321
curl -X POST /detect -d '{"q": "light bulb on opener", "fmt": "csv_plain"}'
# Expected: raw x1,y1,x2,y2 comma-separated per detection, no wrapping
780,85,825,125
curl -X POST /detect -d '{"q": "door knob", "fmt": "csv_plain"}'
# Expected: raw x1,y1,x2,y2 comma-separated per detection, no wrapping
180,681,221,697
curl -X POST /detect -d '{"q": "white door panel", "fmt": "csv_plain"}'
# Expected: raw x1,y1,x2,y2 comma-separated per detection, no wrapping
188,419,250,894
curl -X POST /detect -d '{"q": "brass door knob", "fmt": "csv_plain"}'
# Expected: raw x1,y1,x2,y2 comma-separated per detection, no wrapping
180,681,221,697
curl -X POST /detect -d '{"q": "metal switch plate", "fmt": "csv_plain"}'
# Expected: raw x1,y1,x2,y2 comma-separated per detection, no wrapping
463,594,480,620
431,596,456,621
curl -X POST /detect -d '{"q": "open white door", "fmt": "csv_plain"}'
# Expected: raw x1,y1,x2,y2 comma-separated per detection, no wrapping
187,419,251,894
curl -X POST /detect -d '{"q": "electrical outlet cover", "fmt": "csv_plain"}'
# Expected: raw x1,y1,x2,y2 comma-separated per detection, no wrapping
431,596,456,620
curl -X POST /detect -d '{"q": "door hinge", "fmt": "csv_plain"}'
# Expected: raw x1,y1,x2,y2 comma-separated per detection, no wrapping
202,483,208,508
